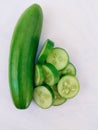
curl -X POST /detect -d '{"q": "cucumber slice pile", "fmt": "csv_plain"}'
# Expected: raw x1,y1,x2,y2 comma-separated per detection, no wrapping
33,39,80,109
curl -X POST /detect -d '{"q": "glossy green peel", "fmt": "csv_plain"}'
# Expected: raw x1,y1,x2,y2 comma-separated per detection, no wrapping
9,4,43,109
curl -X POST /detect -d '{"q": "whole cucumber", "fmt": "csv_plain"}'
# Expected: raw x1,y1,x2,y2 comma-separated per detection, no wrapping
9,4,43,109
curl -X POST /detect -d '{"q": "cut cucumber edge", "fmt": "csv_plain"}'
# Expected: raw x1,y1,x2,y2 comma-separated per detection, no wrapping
68,63,76,75
34,64,44,86
57,75,80,99
38,39,54,64
46,47,69,71
42,63,59,86
53,98,67,106
59,63,76,76
51,86,67,106
33,85,54,109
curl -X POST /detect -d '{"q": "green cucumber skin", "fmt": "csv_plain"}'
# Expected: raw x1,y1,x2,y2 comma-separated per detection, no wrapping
9,4,43,109
38,39,54,64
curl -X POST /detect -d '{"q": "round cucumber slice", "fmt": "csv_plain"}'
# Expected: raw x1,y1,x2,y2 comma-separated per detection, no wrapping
38,39,54,63
51,86,67,106
34,64,44,86
33,86,53,109
57,75,80,99
59,63,76,76
46,48,69,71
42,63,59,86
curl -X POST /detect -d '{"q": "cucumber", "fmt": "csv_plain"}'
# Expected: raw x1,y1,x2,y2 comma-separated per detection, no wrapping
42,63,59,86
57,75,80,99
59,63,76,76
46,48,69,71
33,85,54,109
34,64,44,86
9,4,43,109
38,39,54,63
51,86,67,106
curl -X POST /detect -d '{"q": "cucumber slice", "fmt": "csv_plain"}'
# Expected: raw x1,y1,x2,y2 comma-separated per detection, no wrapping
57,75,80,99
38,39,54,63
33,86,54,109
51,86,67,106
34,64,44,86
59,63,76,76
42,63,59,86
46,48,69,71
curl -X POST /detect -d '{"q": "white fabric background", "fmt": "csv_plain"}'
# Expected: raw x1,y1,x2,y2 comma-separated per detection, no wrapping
0,0,98,130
